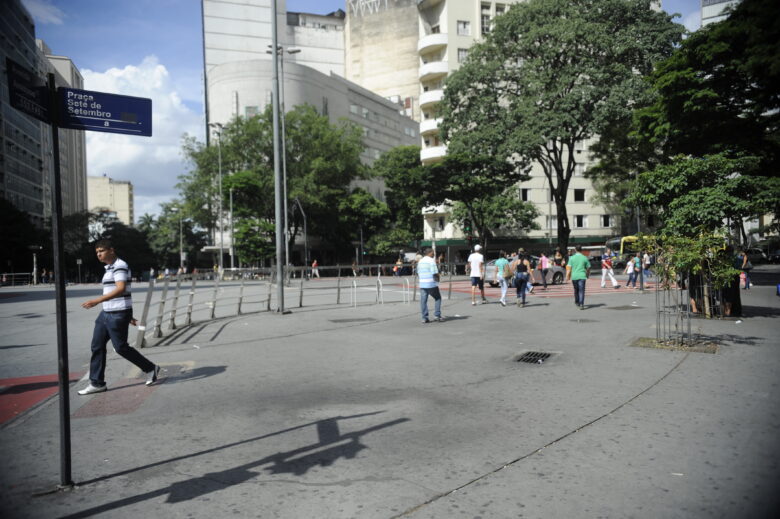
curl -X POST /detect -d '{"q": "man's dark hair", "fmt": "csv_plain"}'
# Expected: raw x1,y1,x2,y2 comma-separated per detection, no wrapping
94,239,114,250
422,247,434,255
575,245,583,252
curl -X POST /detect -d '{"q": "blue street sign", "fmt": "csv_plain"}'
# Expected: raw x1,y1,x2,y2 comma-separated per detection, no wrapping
58,88,152,136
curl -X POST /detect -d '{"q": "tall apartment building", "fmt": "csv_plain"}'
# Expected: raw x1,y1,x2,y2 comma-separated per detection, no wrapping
87,175,134,227
701,0,741,26
1,0,87,226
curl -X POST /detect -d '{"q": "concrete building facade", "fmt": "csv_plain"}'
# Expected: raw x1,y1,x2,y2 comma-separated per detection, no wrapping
344,0,420,120
87,175,134,227
1,0,87,226
207,59,419,200
701,0,741,26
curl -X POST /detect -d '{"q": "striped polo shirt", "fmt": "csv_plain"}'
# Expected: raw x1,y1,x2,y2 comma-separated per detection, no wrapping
102,258,132,311
417,256,439,289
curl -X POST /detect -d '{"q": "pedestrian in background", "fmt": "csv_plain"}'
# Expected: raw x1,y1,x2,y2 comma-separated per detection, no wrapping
467,244,486,305
78,239,161,395
311,259,320,279
493,250,511,306
600,247,619,288
417,247,442,323
538,252,550,290
511,249,532,307
567,245,591,309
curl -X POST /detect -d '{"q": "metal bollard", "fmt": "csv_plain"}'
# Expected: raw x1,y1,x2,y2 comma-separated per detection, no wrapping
448,267,453,300
266,281,272,311
210,275,219,319
168,276,182,330
376,278,384,304
237,276,245,315
185,277,197,326
337,275,341,304
299,277,304,308
351,280,357,308
412,275,418,302
153,277,170,338
402,278,410,304
135,277,156,348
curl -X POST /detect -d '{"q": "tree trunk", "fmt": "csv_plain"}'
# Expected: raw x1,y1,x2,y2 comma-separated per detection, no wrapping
556,198,571,252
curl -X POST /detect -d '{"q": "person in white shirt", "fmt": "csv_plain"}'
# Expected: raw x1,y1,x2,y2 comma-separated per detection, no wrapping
417,247,442,323
466,244,486,305
77,240,161,395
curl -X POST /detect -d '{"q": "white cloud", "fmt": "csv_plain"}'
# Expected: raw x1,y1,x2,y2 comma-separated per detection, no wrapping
682,10,701,32
81,56,204,220
21,0,65,25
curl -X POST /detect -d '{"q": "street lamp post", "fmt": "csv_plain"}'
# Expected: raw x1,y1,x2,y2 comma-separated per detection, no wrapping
208,122,224,274
267,44,300,272
170,207,184,269
293,197,308,273
229,188,234,269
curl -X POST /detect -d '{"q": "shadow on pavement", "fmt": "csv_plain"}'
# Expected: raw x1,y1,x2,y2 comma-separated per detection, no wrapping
58,412,410,518
165,365,227,384
742,305,780,318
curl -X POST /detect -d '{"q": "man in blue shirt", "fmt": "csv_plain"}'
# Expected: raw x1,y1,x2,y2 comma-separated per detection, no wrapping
417,247,442,323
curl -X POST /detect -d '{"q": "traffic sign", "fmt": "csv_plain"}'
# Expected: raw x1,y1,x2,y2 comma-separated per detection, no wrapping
58,88,152,136
5,57,51,123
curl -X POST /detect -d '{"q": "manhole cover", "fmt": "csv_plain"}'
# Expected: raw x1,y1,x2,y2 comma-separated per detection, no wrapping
608,305,641,310
515,351,552,364
328,318,377,323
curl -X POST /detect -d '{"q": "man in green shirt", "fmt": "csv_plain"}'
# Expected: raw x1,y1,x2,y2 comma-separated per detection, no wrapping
566,245,591,309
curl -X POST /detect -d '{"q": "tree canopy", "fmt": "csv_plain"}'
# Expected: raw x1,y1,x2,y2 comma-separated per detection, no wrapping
440,0,683,250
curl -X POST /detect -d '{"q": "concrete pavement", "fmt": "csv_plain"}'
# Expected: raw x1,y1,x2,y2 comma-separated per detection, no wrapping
1,266,779,518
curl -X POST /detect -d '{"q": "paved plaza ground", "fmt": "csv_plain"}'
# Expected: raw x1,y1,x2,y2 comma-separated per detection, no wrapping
1,266,778,518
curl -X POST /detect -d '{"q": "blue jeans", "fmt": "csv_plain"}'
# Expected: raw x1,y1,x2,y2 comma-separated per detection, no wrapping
572,279,586,306
627,271,637,287
515,273,529,303
420,287,442,321
89,309,155,386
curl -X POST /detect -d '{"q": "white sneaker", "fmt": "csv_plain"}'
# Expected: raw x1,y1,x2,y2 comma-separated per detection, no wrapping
146,365,161,386
78,384,106,395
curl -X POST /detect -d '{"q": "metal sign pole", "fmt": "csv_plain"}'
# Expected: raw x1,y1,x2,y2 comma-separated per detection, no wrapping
48,72,73,488
271,0,286,314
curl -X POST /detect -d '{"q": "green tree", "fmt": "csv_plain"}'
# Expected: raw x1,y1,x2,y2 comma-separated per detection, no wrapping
440,0,683,251
0,198,45,275
372,146,428,237
338,187,390,255
428,154,538,246
626,154,780,237
179,105,365,264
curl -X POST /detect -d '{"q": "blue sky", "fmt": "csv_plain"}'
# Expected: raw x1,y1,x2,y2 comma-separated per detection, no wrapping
22,0,701,218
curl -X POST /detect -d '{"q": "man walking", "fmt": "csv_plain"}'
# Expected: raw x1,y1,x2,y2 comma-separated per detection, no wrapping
417,247,442,323
466,244,486,305
567,244,591,309
493,250,511,306
600,247,620,288
78,239,161,395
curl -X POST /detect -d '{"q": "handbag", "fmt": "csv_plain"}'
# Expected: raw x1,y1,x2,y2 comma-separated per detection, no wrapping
744,261,753,270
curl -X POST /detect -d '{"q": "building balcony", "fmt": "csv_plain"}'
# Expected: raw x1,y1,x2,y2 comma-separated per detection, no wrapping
420,118,441,136
417,33,448,55
420,145,447,164
419,89,444,109
419,60,449,82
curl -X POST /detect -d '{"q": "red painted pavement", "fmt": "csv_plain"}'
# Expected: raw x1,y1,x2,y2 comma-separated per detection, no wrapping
0,372,84,425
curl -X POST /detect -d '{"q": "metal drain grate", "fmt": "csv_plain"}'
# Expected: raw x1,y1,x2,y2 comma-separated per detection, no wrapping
608,305,641,310
516,351,552,364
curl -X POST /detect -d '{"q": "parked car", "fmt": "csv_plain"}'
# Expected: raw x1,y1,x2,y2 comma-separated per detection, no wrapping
484,256,566,287
744,248,768,265
768,249,780,264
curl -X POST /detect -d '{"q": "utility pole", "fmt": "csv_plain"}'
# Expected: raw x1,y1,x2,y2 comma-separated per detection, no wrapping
271,0,286,313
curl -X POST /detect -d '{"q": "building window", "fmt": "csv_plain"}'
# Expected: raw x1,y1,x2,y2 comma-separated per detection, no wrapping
457,48,469,63
437,217,445,231
350,104,359,115
574,163,585,176
457,20,470,36
574,189,586,202
322,96,328,116
575,215,587,228
245,106,259,118
496,4,505,16
481,14,491,35
431,24,440,34
601,215,612,228
521,188,530,202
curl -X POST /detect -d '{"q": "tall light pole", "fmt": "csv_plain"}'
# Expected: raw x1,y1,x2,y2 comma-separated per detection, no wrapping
208,122,224,274
229,187,234,269
270,0,285,312
294,197,308,272
267,44,300,271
